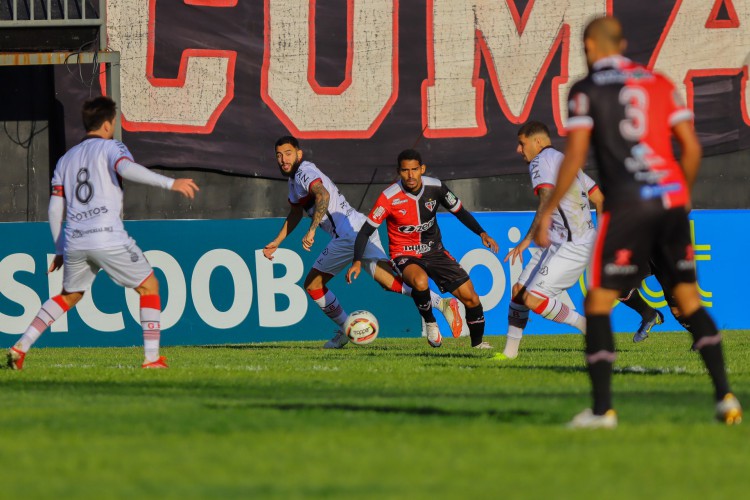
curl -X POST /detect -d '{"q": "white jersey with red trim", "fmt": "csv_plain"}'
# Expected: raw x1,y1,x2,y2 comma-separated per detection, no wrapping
51,137,134,251
529,147,598,245
288,161,364,239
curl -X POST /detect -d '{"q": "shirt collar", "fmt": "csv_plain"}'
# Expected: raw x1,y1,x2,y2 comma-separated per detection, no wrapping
592,55,631,71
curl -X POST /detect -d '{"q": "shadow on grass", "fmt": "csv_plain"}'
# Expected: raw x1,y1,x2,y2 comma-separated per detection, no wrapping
203,400,536,421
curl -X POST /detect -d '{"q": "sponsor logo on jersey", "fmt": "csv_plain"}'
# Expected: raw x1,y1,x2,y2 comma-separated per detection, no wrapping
398,209,407,215
540,266,549,276
68,206,109,222
402,242,433,254
445,192,458,206
372,206,386,221
397,218,435,234
425,200,436,211
396,257,409,266
614,249,632,266
391,198,408,206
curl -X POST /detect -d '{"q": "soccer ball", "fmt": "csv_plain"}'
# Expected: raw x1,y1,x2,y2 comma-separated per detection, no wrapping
344,310,379,345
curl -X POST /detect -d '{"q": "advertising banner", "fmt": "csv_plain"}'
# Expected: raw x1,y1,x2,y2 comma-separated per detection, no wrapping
56,0,750,182
1,210,746,347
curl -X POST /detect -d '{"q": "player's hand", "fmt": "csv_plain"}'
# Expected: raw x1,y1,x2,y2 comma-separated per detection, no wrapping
263,241,279,260
533,213,552,248
346,261,362,284
481,232,499,253
48,254,64,273
172,178,200,199
504,238,530,265
302,229,315,251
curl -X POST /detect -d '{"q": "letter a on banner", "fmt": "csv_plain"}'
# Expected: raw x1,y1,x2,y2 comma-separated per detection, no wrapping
422,0,609,137
104,0,237,133
262,0,398,138
650,0,750,127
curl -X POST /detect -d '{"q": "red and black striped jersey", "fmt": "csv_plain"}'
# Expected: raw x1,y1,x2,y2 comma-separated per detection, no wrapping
567,55,692,210
366,176,462,258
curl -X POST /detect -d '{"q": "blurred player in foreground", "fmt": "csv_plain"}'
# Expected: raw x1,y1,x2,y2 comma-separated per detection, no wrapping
347,149,498,349
499,121,603,359
4,96,198,370
535,16,741,427
263,137,462,349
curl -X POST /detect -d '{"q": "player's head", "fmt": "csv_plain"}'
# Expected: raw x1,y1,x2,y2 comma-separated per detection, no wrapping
516,121,552,163
397,149,426,193
275,135,303,177
82,96,117,138
583,16,626,67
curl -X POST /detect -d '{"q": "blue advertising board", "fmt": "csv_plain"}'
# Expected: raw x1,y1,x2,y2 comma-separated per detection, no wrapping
0,210,747,347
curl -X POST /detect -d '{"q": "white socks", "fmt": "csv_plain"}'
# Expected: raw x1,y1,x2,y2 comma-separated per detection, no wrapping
140,295,162,362
534,296,586,333
308,287,348,328
16,296,69,353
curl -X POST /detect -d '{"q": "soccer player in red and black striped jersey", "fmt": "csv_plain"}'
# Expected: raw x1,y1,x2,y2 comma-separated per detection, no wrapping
535,17,741,427
347,149,499,349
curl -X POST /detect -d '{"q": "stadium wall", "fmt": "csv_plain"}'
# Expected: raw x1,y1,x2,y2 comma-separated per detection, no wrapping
0,211,746,347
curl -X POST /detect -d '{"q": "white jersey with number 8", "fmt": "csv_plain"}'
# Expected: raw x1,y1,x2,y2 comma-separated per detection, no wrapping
51,137,135,251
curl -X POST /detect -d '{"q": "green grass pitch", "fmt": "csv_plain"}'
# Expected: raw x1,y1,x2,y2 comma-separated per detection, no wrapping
1,331,748,499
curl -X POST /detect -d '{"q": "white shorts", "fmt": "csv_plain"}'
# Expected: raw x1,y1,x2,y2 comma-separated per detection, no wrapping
63,240,153,292
312,230,387,277
517,240,592,299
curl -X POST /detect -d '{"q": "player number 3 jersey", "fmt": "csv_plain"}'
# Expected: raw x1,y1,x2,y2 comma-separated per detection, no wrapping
51,138,134,251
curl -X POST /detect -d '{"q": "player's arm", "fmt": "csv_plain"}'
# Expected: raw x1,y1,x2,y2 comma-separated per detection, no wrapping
346,222,378,284
302,181,330,251
47,186,65,273
534,128,591,247
263,204,303,260
116,159,199,199
589,186,604,220
505,187,552,264
672,120,702,193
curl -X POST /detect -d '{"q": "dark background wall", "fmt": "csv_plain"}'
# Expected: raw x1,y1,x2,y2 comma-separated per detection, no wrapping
2,67,749,223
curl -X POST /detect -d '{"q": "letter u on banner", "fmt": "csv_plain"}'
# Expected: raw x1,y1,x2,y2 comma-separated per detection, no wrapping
262,0,399,138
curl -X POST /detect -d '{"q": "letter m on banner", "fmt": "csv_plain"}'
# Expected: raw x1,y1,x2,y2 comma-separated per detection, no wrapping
422,0,609,138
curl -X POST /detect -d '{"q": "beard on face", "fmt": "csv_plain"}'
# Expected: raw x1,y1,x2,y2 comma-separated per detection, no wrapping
279,157,302,178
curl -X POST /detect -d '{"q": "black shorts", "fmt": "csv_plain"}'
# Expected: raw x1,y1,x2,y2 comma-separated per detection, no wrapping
392,250,470,294
592,206,696,294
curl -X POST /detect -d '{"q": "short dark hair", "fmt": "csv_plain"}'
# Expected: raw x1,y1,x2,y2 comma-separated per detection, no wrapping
82,96,117,132
397,149,422,167
275,135,299,149
517,121,550,138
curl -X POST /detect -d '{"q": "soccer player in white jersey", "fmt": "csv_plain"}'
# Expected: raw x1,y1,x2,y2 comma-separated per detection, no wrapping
499,121,603,359
3,96,198,370
262,136,462,348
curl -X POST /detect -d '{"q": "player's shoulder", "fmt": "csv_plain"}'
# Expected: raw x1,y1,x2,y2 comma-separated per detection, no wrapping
421,175,441,188
380,182,403,200
294,160,324,185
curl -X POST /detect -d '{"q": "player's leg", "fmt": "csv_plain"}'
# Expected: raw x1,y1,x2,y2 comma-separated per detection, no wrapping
652,262,689,329
398,261,442,347
95,242,167,367
501,283,529,358
5,251,91,370
451,279,488,348
371,260,463,338
307,239,353,348
655,209,739,422
522,242,588,334
619,286,663,342
133,273,167,368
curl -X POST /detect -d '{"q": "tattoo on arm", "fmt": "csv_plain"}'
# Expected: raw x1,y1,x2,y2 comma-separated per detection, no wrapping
525,187,553,240
308,182,330,232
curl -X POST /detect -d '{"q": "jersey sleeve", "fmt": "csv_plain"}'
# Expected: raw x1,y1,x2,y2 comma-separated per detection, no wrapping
293,163,323,194
50,159,64,197
439,182,462,213
108,140,135,174
566,82,594,132
664,78,694,126
366,192,391,228
580,171,599,196
529,155,557,195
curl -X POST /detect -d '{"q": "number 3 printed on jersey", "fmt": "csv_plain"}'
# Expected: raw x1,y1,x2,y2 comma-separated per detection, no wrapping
619,86,648,141
75,167,94,204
